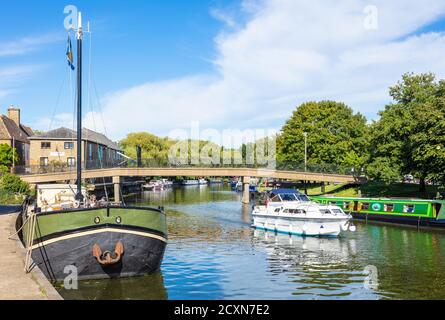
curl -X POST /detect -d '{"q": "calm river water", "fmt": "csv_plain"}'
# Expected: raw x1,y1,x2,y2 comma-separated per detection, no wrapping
58,185,445,300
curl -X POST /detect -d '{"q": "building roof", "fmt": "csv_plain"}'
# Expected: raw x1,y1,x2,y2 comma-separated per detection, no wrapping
29,127,122,151
0,115,34,143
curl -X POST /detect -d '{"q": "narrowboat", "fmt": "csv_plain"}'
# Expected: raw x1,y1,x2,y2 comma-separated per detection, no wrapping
311,196,445,229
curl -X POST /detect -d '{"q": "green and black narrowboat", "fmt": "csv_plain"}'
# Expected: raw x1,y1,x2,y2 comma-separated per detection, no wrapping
311,196,445,229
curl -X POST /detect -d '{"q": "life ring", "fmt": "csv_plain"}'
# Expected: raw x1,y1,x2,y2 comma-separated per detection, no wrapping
372,203,381,211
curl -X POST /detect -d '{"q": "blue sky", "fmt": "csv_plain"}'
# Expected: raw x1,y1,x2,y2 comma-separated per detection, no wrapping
1,0,445,142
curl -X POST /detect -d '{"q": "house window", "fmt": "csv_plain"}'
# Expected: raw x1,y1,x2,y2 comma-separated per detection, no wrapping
40,157,49,167
67,157,76,167
41,142,51,149
64,142,74,150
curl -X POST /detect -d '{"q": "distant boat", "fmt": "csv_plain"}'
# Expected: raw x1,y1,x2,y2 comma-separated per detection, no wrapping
198,178,208,185
142,180,164,191
208,179,223,184
182,180,200,186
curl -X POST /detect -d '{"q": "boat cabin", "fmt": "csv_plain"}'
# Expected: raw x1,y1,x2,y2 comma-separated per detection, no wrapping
267,189,310,203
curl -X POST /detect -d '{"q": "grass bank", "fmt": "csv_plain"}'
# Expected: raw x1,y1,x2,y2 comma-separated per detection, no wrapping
300,182,440,199
0,190,26,205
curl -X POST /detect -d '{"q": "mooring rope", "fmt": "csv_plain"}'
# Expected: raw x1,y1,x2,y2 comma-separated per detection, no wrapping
24,211,37,273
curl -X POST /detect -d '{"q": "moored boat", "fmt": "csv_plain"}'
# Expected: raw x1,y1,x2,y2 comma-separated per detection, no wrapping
311,196,445,228
252,189,353,237
181,179,200,186
18,12,167,282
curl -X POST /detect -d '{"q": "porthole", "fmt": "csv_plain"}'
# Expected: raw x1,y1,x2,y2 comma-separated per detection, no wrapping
94,217,101,224
116,216,122,224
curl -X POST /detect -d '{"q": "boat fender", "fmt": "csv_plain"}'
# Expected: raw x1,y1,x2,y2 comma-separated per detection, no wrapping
349,224,357,232
74,200,81,209
341,223,349,231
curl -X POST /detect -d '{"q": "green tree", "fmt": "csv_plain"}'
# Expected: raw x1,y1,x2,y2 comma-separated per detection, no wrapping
119,132,175,161
0,144,19,172
368,72,445,190
0,173,30,194
278,101,369,172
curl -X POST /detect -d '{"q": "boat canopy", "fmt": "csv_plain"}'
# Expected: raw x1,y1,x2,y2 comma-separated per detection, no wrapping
269,189,303,196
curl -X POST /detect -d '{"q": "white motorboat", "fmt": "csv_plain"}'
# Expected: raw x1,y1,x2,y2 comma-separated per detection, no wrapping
142,180,164,191
198,178,208,185
252,189,354,237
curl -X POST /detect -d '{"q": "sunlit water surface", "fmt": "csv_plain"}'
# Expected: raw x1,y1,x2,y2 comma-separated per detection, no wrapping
57,186,445,300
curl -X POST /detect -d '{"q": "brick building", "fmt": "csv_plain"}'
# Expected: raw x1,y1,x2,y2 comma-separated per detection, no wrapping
28,127,123,170
0,107,34,166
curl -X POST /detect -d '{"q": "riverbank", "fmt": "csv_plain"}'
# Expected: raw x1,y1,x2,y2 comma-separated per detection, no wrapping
303,182,440,199
0,213,62,300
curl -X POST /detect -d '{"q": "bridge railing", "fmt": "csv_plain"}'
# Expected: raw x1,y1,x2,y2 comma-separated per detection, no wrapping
14,159,358,177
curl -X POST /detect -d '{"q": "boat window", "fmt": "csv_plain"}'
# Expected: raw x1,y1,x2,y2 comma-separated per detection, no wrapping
271,196,281,202
361,203,370,210
296,209,306,214
384,204,395,212
281,194,297,202
320,209,330,214
331,209,344,214
329,201,337,205
403,205,415,213
343,202,352,209
274,208,281,213
297,195,310,202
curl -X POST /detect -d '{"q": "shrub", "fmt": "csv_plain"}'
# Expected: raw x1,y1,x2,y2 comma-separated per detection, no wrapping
0,173,30,195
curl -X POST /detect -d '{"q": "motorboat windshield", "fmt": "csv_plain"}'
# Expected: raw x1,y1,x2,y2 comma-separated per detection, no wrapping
268,189,310,203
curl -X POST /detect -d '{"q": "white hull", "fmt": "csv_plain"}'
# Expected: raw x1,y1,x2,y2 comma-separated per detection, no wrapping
252,213,350,237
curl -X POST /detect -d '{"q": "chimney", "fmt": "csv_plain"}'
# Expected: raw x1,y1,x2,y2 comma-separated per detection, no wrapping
7,106,20,127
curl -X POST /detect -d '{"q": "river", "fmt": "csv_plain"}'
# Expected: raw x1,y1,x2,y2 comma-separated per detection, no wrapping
57,185,445,300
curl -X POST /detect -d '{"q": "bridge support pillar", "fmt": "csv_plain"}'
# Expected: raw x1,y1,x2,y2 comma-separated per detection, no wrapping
321,182,326,194
242,176,251,204
113,176,121,203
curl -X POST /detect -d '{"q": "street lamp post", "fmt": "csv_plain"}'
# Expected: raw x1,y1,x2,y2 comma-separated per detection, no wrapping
303,132,308,172
303,132,308,195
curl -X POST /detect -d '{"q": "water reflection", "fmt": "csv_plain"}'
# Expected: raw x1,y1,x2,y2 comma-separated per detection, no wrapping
60,273,167,300
56,186,445,300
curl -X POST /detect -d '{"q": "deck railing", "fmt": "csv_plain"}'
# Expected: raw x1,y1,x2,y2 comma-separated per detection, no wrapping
13,159,360,177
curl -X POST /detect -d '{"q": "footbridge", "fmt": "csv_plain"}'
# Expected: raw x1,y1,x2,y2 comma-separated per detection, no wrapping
18,166,364,204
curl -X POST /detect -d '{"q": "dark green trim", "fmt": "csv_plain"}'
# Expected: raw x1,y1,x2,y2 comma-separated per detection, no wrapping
32,223,167,246
36,205,165,217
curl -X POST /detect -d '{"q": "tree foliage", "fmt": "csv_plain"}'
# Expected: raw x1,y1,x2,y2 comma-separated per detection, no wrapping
368,73,445,187
277,101,369,171
0,144,18,172
0,173,30,194
119,132,175,160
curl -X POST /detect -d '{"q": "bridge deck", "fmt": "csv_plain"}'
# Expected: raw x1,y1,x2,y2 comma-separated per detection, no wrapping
20,167,361,185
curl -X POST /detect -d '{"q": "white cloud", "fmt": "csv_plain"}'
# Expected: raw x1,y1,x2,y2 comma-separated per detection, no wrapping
47,0,445,141
0,33,62,57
